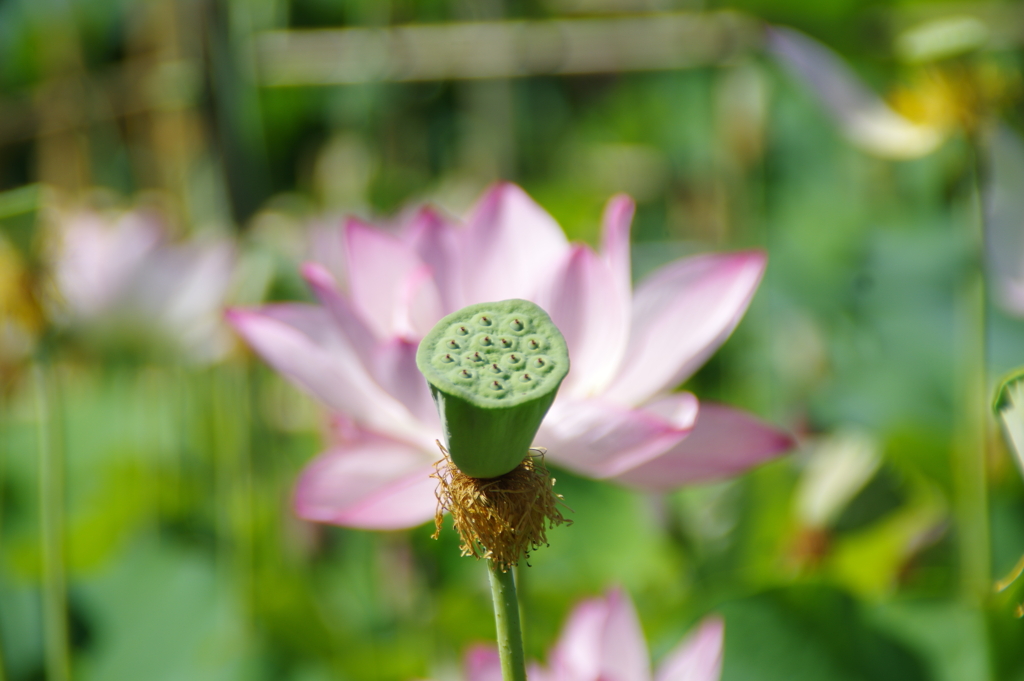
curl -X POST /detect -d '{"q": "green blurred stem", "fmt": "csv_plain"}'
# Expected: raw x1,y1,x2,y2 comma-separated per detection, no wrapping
0,389,8,681
487,560,527,681
35,363,71,681
953,138,991,603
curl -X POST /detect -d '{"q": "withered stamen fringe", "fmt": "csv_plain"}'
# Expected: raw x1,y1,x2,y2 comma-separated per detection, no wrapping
431,441,572,572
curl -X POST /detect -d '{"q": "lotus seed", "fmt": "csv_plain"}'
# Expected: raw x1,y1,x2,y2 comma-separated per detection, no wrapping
457,326,469,335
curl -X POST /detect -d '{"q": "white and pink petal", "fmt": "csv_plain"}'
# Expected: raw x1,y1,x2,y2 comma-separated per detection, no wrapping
536,244,629,398
226,304,427,442
344,219,443,338
460,183,571,304
540,393,698,479
655,616,725,681
301,261,378,367
607,251,766,407
549,588,652,681
405,206,467,315
612,402,794,490
293,433,437,530
600,193,635,313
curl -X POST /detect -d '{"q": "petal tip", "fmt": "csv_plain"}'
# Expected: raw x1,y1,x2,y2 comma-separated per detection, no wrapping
301,261,335,289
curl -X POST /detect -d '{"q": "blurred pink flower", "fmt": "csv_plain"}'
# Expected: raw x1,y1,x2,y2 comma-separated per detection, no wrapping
464,589,723,681
768,26,946,159
50,207,236,363
985,124,1024,318
228,183,792,529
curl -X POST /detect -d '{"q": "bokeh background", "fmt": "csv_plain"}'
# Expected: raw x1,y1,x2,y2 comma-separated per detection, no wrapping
2,1,1024,680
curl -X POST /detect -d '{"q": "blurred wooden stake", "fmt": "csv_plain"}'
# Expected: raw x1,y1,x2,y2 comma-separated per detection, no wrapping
255,12,762,87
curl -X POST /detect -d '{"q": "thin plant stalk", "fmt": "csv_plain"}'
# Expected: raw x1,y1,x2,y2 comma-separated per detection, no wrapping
487,560,527,681
953,137,991,602
35,362,71,681
0,387,8,681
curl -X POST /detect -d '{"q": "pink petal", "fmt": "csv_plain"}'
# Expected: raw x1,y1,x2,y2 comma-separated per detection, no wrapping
540,393,698,479
550,588,651,681
464,645,504,681
344,220,442,338
307,218,349,284
767,26,943,159
400,263,446,338
536,245,629,398
655,616,724,681
460,183,571,304
601,194,635,312
293,432,437,529
612,403,794,490
141,239,236,362
984,124,1024,317
301,262,377,365
405,206,466,315
607,251,766,406
370,337,438,426
226,305,427,442
55,210,163,317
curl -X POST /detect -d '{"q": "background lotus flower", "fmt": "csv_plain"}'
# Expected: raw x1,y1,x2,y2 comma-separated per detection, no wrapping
984,124,1024,318
49,207,237,363
462,589,723,681
228,183,793,529
767,26,947,160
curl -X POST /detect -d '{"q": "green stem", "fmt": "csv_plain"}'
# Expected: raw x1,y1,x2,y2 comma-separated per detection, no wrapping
952,136,990,604
35,363,71,681
487,560,527,681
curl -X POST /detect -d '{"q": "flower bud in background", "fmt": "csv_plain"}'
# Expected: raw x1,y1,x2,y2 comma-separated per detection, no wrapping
45,205,238,364
458,589,723,681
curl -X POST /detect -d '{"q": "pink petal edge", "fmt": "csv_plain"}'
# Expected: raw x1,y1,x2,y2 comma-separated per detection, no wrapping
541,392,699,480
549,588,651,681
655,616,725,681
537,244,629,398
608,251,767,406
225,305,427,442
293,433,437,530
460,182,571,304
612,402,794,490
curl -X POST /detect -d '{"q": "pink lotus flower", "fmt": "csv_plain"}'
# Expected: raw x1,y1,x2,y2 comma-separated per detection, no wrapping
227,183,793,529
50,207,236,363
463,589,723,681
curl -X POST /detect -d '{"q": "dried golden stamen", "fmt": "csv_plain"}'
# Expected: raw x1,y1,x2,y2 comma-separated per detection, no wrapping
431,441,572,572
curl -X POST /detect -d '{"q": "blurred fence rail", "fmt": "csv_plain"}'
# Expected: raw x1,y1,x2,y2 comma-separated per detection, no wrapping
254,11,763,86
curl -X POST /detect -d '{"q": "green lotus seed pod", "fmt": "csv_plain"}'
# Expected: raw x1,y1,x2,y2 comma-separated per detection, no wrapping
416,299,570,478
